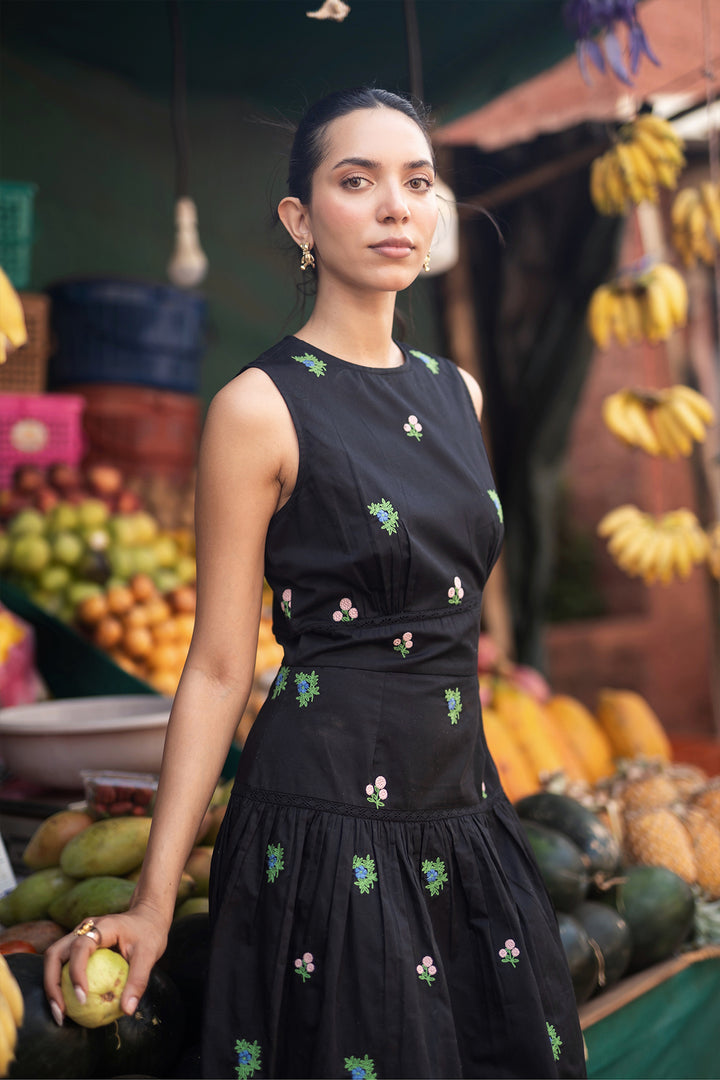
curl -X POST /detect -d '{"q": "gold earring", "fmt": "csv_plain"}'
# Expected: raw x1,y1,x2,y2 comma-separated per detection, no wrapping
300,241,316,271
423,251,431,273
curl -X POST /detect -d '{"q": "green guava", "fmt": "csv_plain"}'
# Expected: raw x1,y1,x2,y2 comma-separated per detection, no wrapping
61,947,129,1028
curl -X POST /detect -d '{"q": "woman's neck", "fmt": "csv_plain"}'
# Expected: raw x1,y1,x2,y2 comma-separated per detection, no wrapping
295,285,403,368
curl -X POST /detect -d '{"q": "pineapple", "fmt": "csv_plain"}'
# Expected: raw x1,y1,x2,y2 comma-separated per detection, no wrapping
623,807,696,884
621,772,679,815
681,806,720,899
691,779,720,826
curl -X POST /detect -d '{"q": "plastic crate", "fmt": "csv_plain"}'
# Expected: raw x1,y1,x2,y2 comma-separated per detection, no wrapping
69,382,201,481
47,278,206,394
0,181,37,289
0,293,50,394
0,393,85,488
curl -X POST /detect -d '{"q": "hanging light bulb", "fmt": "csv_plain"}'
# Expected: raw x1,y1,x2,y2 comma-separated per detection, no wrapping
425,175,459,277
167,196,208,289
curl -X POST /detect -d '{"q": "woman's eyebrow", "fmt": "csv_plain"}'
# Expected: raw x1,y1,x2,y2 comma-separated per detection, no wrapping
331,157,435,171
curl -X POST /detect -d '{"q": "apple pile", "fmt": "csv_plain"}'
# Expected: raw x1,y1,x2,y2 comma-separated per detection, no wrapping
0,483,196,625
0,462,144,523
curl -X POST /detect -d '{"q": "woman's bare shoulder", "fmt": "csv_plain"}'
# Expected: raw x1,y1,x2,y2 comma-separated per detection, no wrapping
457,366,483,421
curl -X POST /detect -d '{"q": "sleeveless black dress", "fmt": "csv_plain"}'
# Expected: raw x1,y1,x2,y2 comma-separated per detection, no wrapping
203,337,585,1080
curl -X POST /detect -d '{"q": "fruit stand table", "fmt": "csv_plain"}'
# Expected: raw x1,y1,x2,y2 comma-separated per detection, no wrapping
581,946,720,1079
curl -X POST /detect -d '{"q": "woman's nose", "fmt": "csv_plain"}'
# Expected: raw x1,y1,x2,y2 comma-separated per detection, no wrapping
377,182,410,222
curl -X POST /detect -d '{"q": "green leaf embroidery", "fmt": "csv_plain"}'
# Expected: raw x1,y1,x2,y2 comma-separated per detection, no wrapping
234,1038,262,1079
546,1021,562,1061
266,842,284,884
293,352,326,377
295,670,319,707
445,687,463,725
410,349,440,375
488,488,504,523
367,498,399,535
344,1055,378,1080
422,858,448,896
271,665,289,699
352,854,378,894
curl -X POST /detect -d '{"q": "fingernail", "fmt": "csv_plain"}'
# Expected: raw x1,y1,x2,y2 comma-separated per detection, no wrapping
50,1001,64,1027
74,985,87,1005
124,996,138,1015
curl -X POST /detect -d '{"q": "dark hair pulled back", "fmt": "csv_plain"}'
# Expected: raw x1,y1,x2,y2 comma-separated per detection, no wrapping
288,87,433,205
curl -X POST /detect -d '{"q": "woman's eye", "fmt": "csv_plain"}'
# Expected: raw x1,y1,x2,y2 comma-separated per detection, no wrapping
408,177,433,190
342,176,368,189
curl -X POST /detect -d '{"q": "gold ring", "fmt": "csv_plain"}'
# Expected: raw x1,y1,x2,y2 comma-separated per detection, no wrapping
74,918,99,940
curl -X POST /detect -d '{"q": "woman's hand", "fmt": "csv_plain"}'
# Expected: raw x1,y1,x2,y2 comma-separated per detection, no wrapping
43,902,169,1026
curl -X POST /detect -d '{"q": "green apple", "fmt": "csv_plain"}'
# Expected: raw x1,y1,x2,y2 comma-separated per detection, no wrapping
48,502,80,533
176,554,197,584
153,535,179,568
66,581,103,609
77,498,110,530
10,534,51,575
51,530,85,568
39,563,72,593
130,511,159,545
7,508,47,537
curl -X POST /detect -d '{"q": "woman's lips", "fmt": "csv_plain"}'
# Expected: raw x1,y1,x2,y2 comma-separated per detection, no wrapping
369,240,415,258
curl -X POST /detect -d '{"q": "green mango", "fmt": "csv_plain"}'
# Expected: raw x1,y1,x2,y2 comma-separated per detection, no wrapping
60,816,153,878
48,876,136,929
8,867,77,923
174,896,209,921
0,891,17,926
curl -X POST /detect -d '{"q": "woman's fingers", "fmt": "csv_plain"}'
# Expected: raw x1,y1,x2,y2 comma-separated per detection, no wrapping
43,916,117,1023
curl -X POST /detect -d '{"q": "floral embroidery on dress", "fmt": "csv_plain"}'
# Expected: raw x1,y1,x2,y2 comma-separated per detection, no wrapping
266,843,284,883
365,775,388,808
445,687,463,725
410,349,440,375
403,414,423,440
295,670,319,706
344,1055,378,1080
280,588,292,618
393,631,413,657
488,488,504,523
294,951,315,982
416,955,437,985
546,1021,562,1061
234,1038,262,1080
368,499,399,535
447,576,464,605
352,854,378,894
271,665,289,699
422,858,448,896
499,938,520,967
333,597,359,622
482,781,488,799
293,352,326,377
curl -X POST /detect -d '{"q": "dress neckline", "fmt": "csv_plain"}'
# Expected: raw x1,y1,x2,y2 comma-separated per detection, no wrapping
287,335,413,375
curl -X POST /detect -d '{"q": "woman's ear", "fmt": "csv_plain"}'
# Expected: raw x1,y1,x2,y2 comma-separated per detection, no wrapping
278,197,312,248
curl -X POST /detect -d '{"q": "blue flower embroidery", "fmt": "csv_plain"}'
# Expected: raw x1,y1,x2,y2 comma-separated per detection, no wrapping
368,498,399,535
422,858,448,896
293,352,326,377
234,1038,261,1079
295,670,319,706
445,687,463,725
488,488,504,523
271,665,289,699
344,1056,378,1080
266,843,284,883
410,349,440,375
352,854,378,894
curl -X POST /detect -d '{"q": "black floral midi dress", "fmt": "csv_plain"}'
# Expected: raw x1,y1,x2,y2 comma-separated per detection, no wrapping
202,336,586,1080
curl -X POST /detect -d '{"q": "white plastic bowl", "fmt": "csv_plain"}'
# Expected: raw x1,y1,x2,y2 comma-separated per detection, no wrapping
0,695,173,789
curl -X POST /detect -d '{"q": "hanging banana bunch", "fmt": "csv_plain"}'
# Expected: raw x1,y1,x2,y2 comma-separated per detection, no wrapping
590,114,686,216
597,505,709,585
671,182,720,267
602,385,715,458
588,262,688,349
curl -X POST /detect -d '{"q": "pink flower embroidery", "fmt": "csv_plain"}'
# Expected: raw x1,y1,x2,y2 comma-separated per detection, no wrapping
393,631,414,658
403,414,423,441
499,938,521,967
448,576,464,605
417,955,437,985
366,775,387,809
280,588,292,618
295,951,315,982
333,597,358,622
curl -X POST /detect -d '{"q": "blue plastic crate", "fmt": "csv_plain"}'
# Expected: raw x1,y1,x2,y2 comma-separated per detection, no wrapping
0,181,37,289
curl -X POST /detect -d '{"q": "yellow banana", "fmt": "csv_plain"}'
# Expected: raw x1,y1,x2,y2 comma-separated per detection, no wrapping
651,264,688,326
665,391,707,443
652,404,681,458
0,993,16,1058
642,278,674,343
588,285,616,348
700,182,720,242
652,531,677,585
687,200,709,240
672,227,697,268
687,525,710,562
671,384,715,426
0,1005,14,1079
634,527,663,581
615,143,645,204
656,401,693,456
602,391,636,444
603,155,628,214
614,524,652,574
590,157,609,214
623,393,662,454
620,291,643,344
0,958,22,1029
597,504,643,537
671,187,700,229
607,518,644,557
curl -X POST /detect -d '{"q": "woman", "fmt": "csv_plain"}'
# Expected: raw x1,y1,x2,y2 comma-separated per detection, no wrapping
45,88,585,1079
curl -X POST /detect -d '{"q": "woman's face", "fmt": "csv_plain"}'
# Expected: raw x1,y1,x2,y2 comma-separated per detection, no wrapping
304,106,438,295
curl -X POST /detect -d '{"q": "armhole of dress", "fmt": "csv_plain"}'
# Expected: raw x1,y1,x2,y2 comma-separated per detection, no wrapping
244,362,306,524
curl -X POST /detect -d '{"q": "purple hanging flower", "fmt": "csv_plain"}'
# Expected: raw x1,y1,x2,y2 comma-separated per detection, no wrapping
564,0,659,86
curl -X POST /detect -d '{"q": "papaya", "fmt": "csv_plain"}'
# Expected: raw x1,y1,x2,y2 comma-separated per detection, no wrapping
557,912,599,1005
493,682,585,782
4,868,76,924
520,820,590,912
22,811,94,871
482,707,538,802
574,900,632,994
611,865,695,973
595,688,672,762
515,792,621,879
544,695,615,783
48,877,136,930
60,816,152,878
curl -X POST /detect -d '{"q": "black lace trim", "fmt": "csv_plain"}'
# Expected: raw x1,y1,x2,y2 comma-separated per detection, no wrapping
232,784,499,822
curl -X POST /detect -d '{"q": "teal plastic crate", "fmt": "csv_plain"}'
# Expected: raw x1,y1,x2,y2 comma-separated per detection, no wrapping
0,181,37,289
